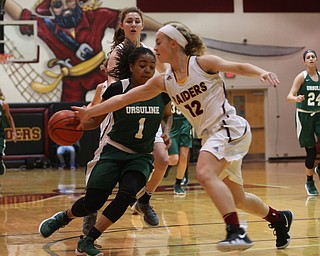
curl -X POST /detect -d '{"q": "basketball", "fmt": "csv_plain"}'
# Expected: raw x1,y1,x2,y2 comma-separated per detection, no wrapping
48,110,83,146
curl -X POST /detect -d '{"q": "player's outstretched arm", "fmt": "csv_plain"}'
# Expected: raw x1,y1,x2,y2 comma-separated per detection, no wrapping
72,75,165,127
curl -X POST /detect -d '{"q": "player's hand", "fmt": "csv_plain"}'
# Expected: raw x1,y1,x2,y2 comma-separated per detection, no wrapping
260,71,280,87
12,132,17,143
296,95,305,102
161,133,171,150
71,106,90,129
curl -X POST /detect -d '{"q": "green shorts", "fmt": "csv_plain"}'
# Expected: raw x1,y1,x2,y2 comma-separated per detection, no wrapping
296,110,320,148
87,144,154,193
168,124,193,155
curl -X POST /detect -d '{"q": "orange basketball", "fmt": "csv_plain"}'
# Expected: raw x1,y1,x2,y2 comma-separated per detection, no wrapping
48,110,83,146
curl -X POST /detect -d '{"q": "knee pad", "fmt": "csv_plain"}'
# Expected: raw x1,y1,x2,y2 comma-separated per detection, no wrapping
305,147,316,169
116,189,136,205
83,198,105,214
82,189,109,213
102,190,136,223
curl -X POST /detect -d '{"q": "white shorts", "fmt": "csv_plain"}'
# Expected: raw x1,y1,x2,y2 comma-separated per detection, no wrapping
200,119,251,185
154,125,164,143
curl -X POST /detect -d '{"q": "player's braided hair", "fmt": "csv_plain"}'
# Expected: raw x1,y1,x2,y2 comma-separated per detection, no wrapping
107,41,155,81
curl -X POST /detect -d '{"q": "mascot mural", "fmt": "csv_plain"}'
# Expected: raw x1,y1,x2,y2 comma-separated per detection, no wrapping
2,0,303,103
3,0,162,102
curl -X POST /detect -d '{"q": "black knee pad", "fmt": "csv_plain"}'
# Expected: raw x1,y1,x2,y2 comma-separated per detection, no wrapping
305,147,316,169
83,197,106,213
115,189,136,205
102,190,136,223
83,188,109,214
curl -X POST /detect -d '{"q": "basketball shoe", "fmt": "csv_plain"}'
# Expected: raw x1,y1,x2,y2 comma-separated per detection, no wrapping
39,211,71,238
216,225,254,252
315,165,320,181
181,176,188,186
305,180,319,196
174,184,186,195
268,210,293,249
181,168,189,185
131,201,159,226
75,235,103,256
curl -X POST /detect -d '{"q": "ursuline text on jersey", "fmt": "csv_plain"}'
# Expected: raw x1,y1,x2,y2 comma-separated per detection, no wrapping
126,106,160,114
306,86,320,91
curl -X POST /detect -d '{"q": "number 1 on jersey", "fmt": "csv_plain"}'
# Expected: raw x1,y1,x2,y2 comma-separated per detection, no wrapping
135,118,146,139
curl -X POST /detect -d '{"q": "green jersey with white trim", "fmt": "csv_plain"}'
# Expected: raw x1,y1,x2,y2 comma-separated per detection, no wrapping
103,79,170,153
296,71,320,111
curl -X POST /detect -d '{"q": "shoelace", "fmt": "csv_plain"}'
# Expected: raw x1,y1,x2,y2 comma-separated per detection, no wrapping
268,223,285,238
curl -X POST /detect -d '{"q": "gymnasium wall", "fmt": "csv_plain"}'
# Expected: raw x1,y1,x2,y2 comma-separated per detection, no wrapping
3,103,99,168
1,0,320,159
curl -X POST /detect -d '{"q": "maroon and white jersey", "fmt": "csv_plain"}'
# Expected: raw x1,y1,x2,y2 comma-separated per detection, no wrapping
164,56,248,142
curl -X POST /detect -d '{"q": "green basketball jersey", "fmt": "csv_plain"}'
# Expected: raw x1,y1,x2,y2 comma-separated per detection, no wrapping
296,71,320,111
103,79,170,153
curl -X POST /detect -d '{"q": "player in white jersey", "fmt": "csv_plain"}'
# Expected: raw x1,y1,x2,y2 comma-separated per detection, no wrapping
74,23,293,253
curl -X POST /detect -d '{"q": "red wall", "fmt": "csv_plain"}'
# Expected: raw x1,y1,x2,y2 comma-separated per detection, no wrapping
137,0,234,12
137,0,320,13
243,0,320,12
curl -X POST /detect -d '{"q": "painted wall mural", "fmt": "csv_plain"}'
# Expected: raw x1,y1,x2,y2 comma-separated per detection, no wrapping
3,0,123,102
1,0,307,104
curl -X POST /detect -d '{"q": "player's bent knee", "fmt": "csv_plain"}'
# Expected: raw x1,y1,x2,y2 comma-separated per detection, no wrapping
195,171,209,185
83,200,105,213
155,156,169,169
101,190,136,223
118,190,136,205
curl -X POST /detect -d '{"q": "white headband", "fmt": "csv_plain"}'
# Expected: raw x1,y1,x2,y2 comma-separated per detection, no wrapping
158,25,188,48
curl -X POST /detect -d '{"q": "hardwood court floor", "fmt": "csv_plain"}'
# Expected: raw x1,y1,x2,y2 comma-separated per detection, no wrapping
0,161,320,255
